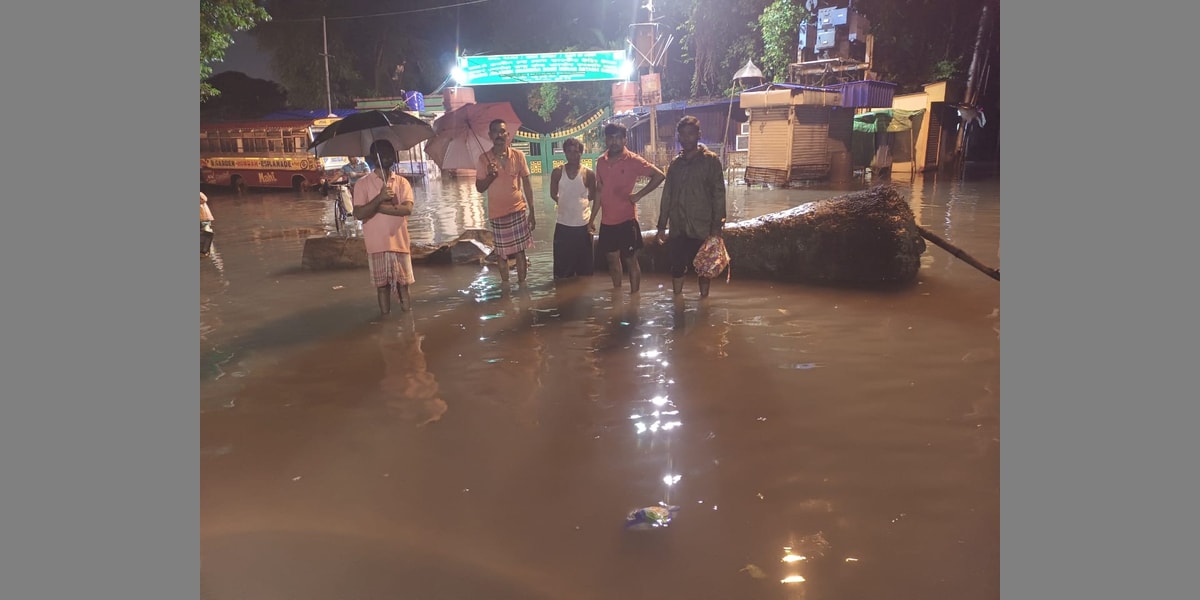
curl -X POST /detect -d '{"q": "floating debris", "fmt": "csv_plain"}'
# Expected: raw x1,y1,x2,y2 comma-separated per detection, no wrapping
625,503,678,530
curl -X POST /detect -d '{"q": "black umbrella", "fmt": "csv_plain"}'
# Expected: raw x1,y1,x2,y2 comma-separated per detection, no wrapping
307,109,435,158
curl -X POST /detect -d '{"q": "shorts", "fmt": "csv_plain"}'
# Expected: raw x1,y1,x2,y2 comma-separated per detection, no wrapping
596,219,643,255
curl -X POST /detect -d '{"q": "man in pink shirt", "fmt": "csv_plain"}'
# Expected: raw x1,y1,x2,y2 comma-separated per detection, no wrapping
352,140,416,316
476,119,536,286
201,191,215,256
588,122,665,294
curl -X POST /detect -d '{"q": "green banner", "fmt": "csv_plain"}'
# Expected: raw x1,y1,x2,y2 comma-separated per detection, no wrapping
455,51,629,86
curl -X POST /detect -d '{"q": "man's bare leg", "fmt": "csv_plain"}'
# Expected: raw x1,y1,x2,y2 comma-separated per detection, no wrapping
699,276,711,298
672,277,684,295
397,284,411,311
377,286,391,316
627,250,641,294
498,256,511,283
516,250,528,284
606,251,623,289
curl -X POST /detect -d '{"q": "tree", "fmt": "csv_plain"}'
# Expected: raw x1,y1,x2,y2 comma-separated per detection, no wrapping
201,0,271,100
756,0,806,82
854,0,990,93
657,0,768,99
251,0,459,110
200,71,288,120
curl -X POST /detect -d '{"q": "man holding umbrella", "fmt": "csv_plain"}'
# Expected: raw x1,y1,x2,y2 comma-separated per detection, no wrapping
352,139,416,315
475,118,536,286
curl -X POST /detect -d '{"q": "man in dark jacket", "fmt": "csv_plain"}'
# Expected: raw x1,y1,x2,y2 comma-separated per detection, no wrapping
655,115,727,297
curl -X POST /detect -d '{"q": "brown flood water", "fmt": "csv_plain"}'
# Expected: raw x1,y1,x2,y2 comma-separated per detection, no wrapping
201,167,999,600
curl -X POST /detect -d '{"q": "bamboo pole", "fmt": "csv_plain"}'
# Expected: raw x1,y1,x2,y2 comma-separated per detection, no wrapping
917,225,999,281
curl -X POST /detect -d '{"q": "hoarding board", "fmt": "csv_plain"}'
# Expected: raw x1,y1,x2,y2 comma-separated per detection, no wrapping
455,51,629,85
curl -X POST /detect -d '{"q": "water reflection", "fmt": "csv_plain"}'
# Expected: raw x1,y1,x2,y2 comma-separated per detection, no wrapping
371,315,446,427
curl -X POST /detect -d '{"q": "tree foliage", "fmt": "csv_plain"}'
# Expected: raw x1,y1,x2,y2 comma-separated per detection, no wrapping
756,0,805,83
201,0,271,100
654,0,770,99
854,0,994,93
201,71,288,120
251,0,457,110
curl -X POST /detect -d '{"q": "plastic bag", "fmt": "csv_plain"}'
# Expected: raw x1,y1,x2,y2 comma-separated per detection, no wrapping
692,235,730,281
625,503,679,530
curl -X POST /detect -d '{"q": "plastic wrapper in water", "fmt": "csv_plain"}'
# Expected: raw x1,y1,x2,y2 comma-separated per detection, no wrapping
625,503,679,530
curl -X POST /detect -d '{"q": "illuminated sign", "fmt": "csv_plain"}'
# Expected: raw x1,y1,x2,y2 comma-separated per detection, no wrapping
455,51,630,86
201,157,320,171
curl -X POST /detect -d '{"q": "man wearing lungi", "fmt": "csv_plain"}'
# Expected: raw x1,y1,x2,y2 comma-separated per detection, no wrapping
476,119,536,286
352,140,416,316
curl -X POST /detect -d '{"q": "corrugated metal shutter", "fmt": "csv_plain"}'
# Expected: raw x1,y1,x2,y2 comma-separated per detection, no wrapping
747,107,792,170
791,106,829,179
924,103,943,170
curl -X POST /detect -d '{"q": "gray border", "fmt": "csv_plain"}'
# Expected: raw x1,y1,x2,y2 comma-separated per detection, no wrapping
1005,2,1198,599
0,1,196,598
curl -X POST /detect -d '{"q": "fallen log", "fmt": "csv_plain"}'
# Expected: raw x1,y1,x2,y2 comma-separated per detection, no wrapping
601,184,928,285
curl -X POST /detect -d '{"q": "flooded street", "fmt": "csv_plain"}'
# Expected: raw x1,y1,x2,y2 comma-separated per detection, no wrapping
200,169,999,600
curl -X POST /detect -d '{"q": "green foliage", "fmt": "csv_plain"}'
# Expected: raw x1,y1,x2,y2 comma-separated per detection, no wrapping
658,0,769,99
853,0,993,93
251,0,458,110
201,71,288,120
527,82,611,130
757,0,805,83
531,83,560,122
931,57,963,81
201,0,271,100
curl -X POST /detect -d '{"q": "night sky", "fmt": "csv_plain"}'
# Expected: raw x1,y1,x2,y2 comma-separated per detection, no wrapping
216,31,274,82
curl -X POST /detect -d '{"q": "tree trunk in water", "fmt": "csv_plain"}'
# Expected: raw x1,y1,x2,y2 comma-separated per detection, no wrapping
603,184,928,286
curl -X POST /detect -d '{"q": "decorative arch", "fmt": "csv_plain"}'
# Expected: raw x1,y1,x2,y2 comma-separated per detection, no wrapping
512,107,611,174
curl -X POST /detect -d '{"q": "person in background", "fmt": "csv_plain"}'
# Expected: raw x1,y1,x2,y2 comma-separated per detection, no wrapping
341,156,370,187
655,115,727,298
201,191,215,256
352,140,417,316
549,137,598,279
476,118,536,286
589,122,665,294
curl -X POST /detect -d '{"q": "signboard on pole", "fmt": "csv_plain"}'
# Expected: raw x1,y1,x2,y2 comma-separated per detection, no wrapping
640,73,662,106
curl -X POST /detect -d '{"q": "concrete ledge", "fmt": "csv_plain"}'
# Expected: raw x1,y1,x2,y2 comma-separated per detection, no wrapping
302,229,496,271
302,236,369,270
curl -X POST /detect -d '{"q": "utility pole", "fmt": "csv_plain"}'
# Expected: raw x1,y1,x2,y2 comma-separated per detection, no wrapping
954,3,991,177
645,1,659,165
321,16,334,117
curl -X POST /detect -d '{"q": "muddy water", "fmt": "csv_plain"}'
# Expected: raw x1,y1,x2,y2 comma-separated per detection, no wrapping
200,168,999,600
